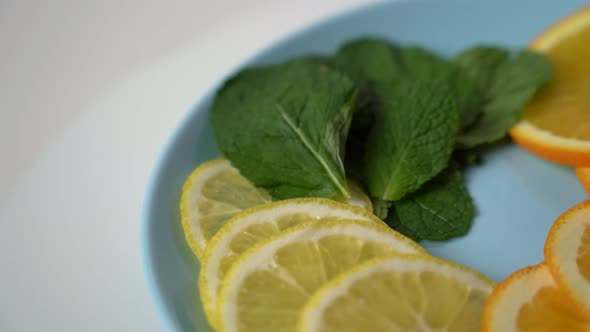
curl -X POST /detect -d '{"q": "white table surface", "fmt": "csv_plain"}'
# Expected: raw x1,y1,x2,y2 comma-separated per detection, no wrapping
0,1,377,330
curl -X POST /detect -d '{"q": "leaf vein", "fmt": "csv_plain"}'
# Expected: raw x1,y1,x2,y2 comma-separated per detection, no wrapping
415,199,454,229
276,104,350,199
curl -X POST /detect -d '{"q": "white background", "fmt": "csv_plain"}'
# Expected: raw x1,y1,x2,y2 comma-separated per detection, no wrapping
0,1,377,331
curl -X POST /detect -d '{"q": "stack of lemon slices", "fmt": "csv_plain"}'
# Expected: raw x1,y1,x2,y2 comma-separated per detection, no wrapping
179,158,495,332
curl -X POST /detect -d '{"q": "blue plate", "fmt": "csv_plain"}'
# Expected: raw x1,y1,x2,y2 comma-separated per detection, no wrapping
141,0,588,331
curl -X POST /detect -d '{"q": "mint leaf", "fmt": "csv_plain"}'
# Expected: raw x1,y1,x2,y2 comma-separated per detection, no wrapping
210,59,356,200
455,48,553,148
336,39,402,84
447,68,479,129
396,48,480,131
335,39,401,130
363,81,460,201
394,46,449,80
454,47,509,93
335,40,462,203
336,39,450,89
391,164,475,241
334,40,452,117
336,38,478,132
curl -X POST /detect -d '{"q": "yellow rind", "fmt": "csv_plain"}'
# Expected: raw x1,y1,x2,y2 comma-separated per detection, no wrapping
299,254,495,332
199,198,385,327
217,219,426,332
180,158,231,260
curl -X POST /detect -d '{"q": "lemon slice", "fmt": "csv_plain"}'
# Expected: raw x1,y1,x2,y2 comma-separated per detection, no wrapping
181,158,373,260
299,254,495,332
199,198,382,328
180,158,271,260
217,219,425,332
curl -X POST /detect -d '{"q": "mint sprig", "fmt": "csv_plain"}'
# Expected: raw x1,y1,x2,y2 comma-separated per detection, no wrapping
209,39,552,241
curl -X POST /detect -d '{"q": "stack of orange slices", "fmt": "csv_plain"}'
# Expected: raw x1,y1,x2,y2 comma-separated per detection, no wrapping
484,7,590,330
509,5,590,195
483,200,590,331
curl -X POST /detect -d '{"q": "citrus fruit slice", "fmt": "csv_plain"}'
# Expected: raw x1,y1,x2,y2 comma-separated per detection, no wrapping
299,254,494,332
545,200,590,316
180,158,373,260
576,168,590,196
483,263,590,332
509,6,590,167
199,198,382,328
217,220,425,332
180,158,272,260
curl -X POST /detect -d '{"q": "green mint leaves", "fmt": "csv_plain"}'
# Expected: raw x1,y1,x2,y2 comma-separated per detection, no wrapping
364,81,459,201
454,47,553,148
209,38,552,241
388,164,475,241
210,59,356,200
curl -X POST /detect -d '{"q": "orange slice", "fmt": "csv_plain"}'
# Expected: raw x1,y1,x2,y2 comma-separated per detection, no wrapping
577,168,590,196
482,263,590,332
509,6,590,167
545,200,590,316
